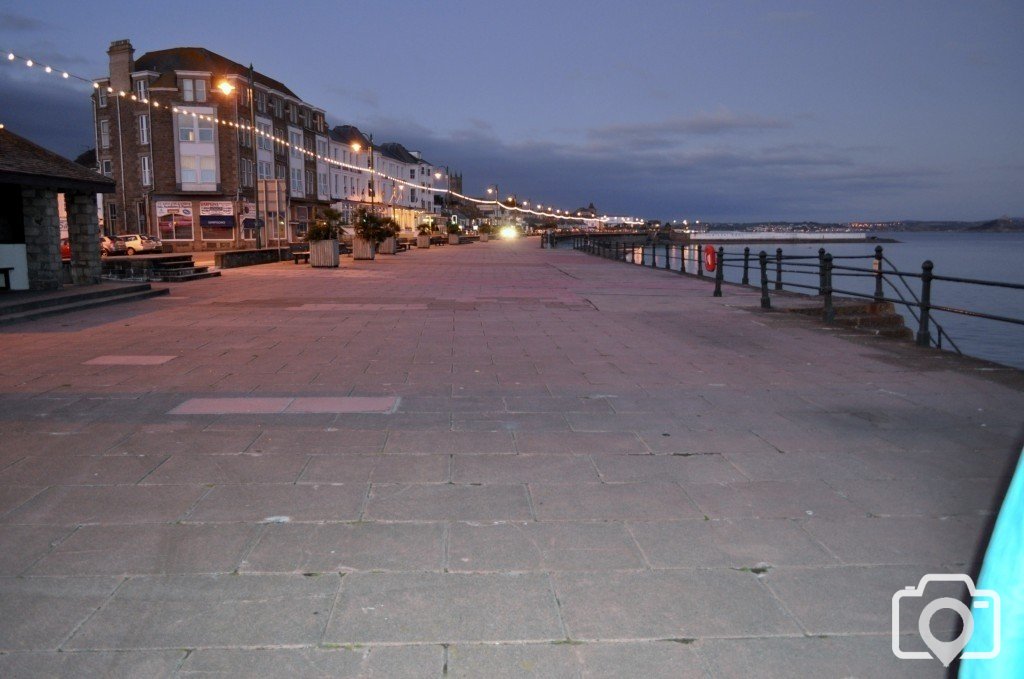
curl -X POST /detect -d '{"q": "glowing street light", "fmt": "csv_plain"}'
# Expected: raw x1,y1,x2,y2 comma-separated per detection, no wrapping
217,80,235,96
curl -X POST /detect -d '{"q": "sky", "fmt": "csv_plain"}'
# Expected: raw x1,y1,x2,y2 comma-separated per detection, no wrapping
1,0,1022,222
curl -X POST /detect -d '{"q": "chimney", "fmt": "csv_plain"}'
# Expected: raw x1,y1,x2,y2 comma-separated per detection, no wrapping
107,39,134,93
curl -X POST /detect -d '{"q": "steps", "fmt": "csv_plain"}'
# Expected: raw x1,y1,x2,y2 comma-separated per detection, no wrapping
0,284,170,325
787,299,913,339
103,254,221,283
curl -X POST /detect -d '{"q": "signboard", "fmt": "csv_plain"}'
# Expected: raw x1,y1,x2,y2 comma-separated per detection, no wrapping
155,201,194,240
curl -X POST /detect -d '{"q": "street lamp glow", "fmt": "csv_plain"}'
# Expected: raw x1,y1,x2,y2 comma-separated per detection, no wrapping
351,142,361,152
217,81,235,95
500,226,518,239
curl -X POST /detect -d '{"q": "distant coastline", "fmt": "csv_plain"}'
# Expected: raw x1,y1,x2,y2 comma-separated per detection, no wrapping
693,217,1024,234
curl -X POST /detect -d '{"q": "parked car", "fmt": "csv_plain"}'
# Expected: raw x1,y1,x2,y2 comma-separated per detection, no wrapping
99,235,127,257
118,234,162,255
60,238,71,260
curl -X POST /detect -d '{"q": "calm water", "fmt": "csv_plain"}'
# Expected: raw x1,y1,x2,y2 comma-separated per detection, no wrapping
578,232,1024,369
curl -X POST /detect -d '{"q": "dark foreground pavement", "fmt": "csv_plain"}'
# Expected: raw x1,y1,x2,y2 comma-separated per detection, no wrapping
0,238,1021,677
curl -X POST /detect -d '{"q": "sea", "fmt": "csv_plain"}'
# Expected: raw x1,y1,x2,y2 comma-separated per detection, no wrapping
577,232,1024,370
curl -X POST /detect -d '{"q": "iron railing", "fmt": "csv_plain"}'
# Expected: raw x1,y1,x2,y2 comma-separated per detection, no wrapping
569,236,1024,353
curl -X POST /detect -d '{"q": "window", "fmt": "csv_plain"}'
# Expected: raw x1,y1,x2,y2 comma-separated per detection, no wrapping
257,123,272,151
241,158,253,187
274,127,284,155
273,97,283,118
135,78,148,101
238,127,251,148
97,88,108,107
138,114,150,145
276,164,286,180
181,156,197,183
107,203,118,227
198,116,214,142
195,79,206,102
182,78,194,101
316,139,327,157
410,169,415,179
99,120,110,149
101,159,113,177
258,161,272,180
141,155,152,186
255,90,266,113
178,114,195,142
318,171,327,192
305,170,314,195
289,131,302,158
290,167,302,194
288,103,298,124
200,156,216,183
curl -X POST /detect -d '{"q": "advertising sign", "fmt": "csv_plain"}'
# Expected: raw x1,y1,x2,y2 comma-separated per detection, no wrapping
155,201,194,240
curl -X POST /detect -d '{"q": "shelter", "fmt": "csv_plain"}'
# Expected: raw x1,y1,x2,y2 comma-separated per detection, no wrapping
0,126,115,290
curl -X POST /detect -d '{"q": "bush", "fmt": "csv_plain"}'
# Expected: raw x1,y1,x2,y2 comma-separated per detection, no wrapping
304,207,343,242
354,207,399,244
447,223,461,235
478,223,493,235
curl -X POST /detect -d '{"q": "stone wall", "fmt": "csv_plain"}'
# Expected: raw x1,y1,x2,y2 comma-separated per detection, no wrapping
21,187,61,290
66,193,102,284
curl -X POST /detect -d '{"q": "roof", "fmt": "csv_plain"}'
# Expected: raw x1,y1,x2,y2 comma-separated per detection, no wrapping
133,47,299,99
0,127,116,193
378,142,420,165
329,125,371,149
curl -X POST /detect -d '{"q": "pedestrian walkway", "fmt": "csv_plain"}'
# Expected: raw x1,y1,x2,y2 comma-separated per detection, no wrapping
0,238,1021,677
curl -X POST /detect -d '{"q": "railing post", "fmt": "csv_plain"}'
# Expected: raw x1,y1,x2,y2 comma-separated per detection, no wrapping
697,244,704,277
873,245,884,302
817,248,826,294
713,246,724,297
664,244,670,269
916,260,933,347
823,253,834,323
741,247,750,285
775,248,783,291
680,244,686,274
759,251,771,309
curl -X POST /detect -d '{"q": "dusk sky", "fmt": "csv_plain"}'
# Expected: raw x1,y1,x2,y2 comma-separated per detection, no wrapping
2,1,1021,222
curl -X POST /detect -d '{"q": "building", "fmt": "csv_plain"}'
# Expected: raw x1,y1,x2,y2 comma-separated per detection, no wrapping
0,126,113,290
326,125,372,226
93,39,330,251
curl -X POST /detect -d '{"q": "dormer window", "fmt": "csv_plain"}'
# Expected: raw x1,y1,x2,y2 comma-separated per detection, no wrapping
135,78,148,101
182,78,207,102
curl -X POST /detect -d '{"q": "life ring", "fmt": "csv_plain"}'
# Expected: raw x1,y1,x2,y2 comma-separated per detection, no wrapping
703,244,717,272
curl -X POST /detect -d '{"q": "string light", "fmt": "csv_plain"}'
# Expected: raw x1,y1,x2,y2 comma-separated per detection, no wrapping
2,47,645,225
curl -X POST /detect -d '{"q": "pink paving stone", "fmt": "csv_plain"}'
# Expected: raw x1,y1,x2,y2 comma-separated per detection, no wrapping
168,398,294,415
285,396,398,414
84,355,178,366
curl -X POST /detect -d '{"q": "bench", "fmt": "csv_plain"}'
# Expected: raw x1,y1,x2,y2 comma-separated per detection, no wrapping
0,267,12,291
290,245,310,264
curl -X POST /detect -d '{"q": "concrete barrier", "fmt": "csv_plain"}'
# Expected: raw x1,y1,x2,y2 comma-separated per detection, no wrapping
214,248,290,269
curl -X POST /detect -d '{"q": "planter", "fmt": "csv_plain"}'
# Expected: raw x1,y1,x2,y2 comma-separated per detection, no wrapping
449,234,460,245
417,234,431,249
309,239,339,268
352,236,376,260
480,233,489,242
378,236,397,255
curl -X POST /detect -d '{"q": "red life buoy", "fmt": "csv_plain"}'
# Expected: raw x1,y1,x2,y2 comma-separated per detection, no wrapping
703,244,717,272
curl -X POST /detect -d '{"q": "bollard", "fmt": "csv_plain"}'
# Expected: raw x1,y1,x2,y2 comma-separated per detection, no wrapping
817,248,826,294
759,251,771,309
713,246,724,297
823,253,834,323
874,245,884,302
741,247,750,285
697,244,704,277
664,244,670,270
916,260,933,346
775,248,783,291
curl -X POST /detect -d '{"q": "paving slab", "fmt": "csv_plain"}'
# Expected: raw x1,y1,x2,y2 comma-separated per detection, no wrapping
452,454,599,483
186,483,366,522
241,522,445,573
0,650,185,679
530,483,702,521
448,521,646,571
446,643,579,678
178,646,444,678
0,525,75,575
0,576,122,650
324,572,564,643
66,574,339,649
365,483,533,521
301,453,450,483
1,485,207,525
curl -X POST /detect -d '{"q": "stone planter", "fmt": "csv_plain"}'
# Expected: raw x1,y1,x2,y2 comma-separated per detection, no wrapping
449,234,460,245
352,236,376,260
417,234,431,249
480,233,489,242
309,239,339,268
378,236,397,255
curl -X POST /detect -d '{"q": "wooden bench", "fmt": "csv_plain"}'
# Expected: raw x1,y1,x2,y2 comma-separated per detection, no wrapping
290,245,310,264
0,267,12,291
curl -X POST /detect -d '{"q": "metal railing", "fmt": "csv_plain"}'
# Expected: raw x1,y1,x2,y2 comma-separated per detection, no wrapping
569,236,1024,353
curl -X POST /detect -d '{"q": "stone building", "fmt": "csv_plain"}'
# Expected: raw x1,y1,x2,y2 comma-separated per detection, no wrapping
94,39,329,251
0,126,114,291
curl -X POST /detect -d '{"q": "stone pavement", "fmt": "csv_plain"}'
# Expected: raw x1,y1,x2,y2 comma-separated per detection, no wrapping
0,238,1021,678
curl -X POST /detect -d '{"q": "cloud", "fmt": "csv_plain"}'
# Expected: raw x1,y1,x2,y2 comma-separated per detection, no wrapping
0,11,46,32
324,84,380,109
0,72,95,159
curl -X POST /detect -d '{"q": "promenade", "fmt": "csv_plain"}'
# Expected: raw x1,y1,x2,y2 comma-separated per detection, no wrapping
0,238,1021,677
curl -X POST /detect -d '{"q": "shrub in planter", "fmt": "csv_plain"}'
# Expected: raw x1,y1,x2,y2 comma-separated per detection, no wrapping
478,223,492,242
352,208,398,260
305,208,341,267
447,223,461,245
416,224,431,249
